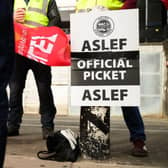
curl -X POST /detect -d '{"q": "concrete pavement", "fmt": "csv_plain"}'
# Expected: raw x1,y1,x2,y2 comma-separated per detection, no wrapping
4,114,168,168
5,155,159,168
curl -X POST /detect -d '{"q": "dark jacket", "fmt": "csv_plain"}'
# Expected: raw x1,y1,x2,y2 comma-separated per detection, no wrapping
0,0,15,85
47,0,61,27
0,0,14,167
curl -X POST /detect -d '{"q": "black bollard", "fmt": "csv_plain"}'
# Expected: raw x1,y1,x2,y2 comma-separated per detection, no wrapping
80,106,110,160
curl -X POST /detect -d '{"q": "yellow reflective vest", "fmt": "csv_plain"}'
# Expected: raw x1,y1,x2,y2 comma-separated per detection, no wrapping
76,0,124,11
14,0,50,27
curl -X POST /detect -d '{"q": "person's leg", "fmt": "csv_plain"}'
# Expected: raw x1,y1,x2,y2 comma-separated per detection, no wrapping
122,106,146,141
8,56,28,135
31,61,56,139
121,106,148,156
0,86,8,167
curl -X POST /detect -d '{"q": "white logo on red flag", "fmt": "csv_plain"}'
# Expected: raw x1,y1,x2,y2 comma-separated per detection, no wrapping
27,34,58,64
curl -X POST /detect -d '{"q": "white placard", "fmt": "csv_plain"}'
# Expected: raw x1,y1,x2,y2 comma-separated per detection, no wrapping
70,9,139,52
70,9,140,106
71,86,140,106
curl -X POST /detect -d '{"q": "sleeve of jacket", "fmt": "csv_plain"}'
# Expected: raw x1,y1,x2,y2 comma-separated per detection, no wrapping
121,0,137,9
0,0,15,83
47,0,61,27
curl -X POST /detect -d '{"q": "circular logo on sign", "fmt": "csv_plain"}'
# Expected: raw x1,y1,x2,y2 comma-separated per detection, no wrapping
93,16,114,37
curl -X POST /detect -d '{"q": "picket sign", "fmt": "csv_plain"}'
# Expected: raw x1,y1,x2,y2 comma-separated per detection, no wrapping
70,9,140,106
14,22,71,66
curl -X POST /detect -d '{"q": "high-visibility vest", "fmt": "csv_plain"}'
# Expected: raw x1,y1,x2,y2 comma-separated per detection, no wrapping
76,0,124,11
14,0,26,10
14,0,50,27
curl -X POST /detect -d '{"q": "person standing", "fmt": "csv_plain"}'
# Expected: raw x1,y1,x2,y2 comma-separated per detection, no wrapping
7,0,61,139
76,0,148,157
0,0,15,166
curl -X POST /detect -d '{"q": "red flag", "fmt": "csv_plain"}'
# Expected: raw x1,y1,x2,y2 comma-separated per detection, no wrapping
161,0,168,9
14,22,71,66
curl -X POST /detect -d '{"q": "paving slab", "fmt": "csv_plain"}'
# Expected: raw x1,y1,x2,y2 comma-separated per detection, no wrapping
4,115,168,168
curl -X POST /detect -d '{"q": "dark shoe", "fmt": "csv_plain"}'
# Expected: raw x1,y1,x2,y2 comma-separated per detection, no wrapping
131,140,148,157
42,127,54,140
8,126,19,136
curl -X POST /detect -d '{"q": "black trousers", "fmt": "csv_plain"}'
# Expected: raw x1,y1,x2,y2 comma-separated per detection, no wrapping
0,85,9,167
8,55,56,129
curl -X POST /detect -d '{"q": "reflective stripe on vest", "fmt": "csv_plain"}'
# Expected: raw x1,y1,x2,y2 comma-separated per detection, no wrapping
24,20,45,27
28,0,48,15
14,0,49,28
76,0,124,11
25,0,49,27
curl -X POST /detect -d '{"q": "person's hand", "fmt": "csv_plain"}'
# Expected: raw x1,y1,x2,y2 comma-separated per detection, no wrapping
14,8,25,24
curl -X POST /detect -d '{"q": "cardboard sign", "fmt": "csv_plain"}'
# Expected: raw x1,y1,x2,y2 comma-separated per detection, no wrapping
70,9,140,106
